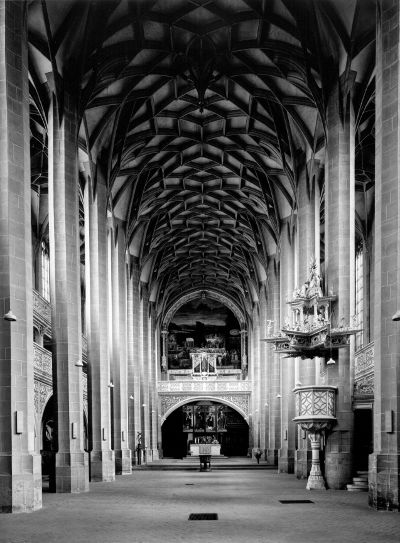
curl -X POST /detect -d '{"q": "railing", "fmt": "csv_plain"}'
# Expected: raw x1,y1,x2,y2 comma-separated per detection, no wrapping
354,342,374,378
354,341,374,399
167,368,242,377
33,289,52,335
33,342,52,383
157,380,252,393
294,385,337,418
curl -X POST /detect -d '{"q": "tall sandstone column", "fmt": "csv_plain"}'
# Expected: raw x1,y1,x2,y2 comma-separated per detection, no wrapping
140,285,151,457
266,257,281,465
324,83,355,489
48,87,89,493
149,309,159,460
259,288,269,454
84,172,115,482
295,167,317,479
369,0,400,511
127,257,142,463
250,304,261,454
110,221,132,474
0,0,42,512
278,220,296,473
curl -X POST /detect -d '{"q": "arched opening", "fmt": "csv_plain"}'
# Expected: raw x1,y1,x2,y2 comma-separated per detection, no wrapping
41,397,90,489
164,295,245,372
353,408,373,472
162,400,249,458
33,326,41,344
41,396,56,490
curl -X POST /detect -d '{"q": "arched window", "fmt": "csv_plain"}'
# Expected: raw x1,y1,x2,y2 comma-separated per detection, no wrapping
355,242,364,350
41,241,50,301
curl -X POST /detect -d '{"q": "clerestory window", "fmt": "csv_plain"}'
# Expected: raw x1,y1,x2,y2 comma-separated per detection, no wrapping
41,241,50,301
355,242,364,350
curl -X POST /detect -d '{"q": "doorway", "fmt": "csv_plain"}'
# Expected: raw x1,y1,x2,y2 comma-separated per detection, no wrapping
353,408,373,471
161,400,249,458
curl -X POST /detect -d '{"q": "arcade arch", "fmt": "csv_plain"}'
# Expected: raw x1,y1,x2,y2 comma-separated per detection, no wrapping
161,398,249,459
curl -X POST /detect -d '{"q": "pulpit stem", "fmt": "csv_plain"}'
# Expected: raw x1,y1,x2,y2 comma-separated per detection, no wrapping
306,432,326,490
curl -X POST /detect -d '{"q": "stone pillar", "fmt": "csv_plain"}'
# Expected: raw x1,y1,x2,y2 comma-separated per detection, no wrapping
369,0,400,511
250,305,261,454
246,327,254,451
278,220,296,473
267,257,281,465
295,167,317,479
110,222,132,474
259,288,269,454
0,0,42,512
140,285,151,460
127,257,137,462
324,82,355,489
149,308,159,460
127,258,142,464
48,87,89,492
84,172,115,482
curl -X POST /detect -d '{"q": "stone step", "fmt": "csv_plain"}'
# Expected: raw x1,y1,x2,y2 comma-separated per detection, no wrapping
346,484,368,492
133,457,274,471
351,482,368,489
356,471,368,476
152,456,230,464
353,477,368,483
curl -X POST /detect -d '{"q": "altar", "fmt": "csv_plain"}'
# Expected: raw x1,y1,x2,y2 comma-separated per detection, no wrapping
189,443,221,456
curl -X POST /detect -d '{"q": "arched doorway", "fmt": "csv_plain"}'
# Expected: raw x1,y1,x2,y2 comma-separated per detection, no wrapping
41,396,90,489
161,400,249,458
353,407,373,471
41,396,56,490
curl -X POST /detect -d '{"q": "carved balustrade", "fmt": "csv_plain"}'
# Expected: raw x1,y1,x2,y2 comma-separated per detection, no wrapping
33,342,88,416
33,342,52,384
293,385,337,427
33,289,52,336
158,380,251,393
354,342,374,400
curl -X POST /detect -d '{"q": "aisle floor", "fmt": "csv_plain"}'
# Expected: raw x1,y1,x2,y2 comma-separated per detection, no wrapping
1,469,399,543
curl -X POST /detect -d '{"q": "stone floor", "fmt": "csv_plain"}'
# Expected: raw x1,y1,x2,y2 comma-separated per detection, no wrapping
1,468,399,543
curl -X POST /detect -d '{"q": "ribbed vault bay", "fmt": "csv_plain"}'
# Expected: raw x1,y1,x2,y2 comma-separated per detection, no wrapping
28,0,376,319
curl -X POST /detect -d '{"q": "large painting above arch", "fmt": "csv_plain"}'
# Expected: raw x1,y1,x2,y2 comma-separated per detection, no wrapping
167,297,242,371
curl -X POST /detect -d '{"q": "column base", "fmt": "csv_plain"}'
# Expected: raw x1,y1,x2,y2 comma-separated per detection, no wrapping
55,451,89,493
115,449,132,475
306,473,326,490
267,448,278,466
278,449,295,473
90,450,115,482
325,451,352,489
147,449,160,462
0,453,42,513
368,453,400,511
295,449,312,479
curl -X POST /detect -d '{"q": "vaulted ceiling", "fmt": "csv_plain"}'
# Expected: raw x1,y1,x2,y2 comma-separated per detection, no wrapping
28,0,376,322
